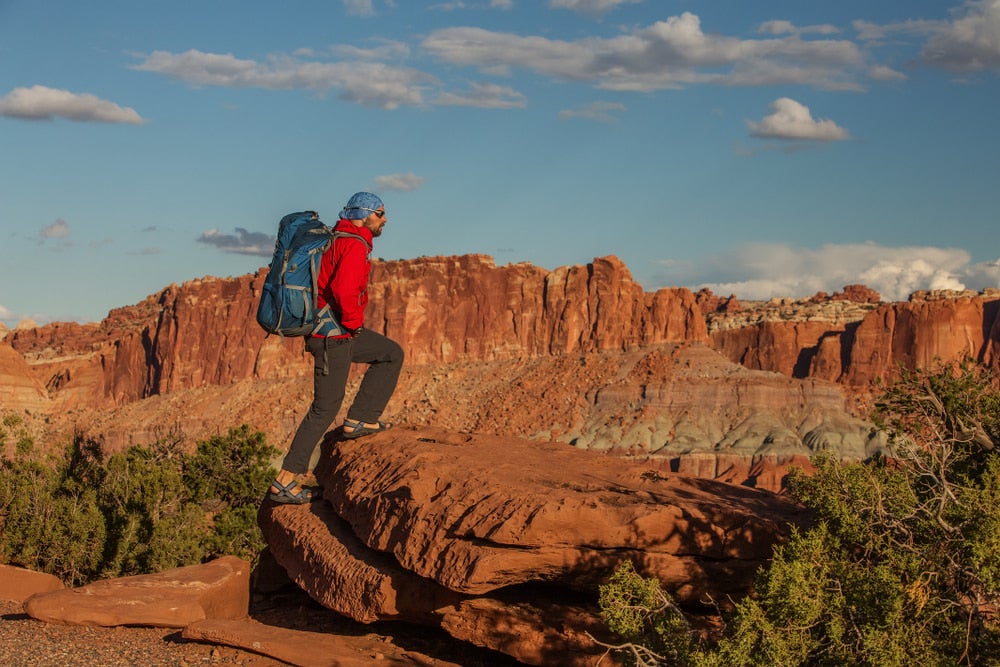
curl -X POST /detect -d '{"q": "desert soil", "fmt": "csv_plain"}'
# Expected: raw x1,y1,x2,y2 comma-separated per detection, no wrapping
0,587,522,667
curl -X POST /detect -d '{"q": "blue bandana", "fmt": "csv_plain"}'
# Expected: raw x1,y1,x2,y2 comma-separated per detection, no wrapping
340,192,383,220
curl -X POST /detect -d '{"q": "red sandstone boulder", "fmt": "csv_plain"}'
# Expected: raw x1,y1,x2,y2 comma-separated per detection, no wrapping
0,564,64,602
24,556,249,627
262,428,801,604
257,499,612,665
262,427,804,664
312,427,804,601
436,597,609,667
258,496,461,623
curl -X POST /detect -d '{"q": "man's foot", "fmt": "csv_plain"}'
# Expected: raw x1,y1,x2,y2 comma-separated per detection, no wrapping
268,479,320,504
342,419,393,439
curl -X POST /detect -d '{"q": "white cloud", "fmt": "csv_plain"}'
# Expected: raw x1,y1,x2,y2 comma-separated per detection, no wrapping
549,0,642,17
374,172,427,191
868,64,908,82
963,257,1000,288
40,219,71,239
0,304,12,321
197,228,275,257
0,85,145,124
747,97,850,141
758,20,840,37
491,0,513,9
854,2,1000,73
435,82,527,108
858,257,967,297
557,100,626,122
921,0,1000,72
343,0,374,17
853,18,942,43
653,242,1000,302
430,1,468,10
133,49,436,109
422,14,869,92
332,40,411,61
130,12,924,113
758,20,797,36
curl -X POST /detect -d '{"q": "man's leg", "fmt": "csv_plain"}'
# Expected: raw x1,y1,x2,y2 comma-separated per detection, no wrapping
276,336,352,478
344,329,404,426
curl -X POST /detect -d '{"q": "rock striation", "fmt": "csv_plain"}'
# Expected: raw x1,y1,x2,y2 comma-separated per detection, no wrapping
258,427,807,664
0,342,50,413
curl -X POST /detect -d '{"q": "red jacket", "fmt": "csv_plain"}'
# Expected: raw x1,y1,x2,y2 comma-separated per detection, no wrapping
315,219,373,336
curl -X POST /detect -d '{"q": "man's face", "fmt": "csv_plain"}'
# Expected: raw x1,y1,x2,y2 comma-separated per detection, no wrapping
364,208,386,237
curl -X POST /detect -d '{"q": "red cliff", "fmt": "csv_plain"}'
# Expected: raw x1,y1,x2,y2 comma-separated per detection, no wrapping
711,289,1000,387
11,255,708,408
842,290,1000,386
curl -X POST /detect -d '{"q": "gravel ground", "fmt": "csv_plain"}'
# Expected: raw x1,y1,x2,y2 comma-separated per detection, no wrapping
0,600,287,667
0,588,523,667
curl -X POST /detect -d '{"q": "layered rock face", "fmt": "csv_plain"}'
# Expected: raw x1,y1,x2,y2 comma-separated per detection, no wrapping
11,256,999,417
8,274,296,409
9,255,707,411
259,427,807,664
840,290,1000,385
712,289,1000,386
0,343,50,413
7,253,998,491
368,255,708,364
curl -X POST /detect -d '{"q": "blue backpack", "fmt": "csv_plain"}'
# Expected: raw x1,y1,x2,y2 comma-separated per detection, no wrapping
256,211,371,337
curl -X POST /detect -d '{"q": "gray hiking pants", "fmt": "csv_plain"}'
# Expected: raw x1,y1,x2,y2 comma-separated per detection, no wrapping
280,329,404,474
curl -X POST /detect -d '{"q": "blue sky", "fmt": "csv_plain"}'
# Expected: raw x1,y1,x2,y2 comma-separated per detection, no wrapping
2,0,999,326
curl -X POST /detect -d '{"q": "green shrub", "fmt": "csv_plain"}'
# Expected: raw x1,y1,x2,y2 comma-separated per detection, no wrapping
596,560,696,667
0,425,278,585
185,425,279,510
97,438,209,577
184,425,279,562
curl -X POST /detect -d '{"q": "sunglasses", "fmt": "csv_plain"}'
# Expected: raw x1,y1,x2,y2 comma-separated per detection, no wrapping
360,207,386,219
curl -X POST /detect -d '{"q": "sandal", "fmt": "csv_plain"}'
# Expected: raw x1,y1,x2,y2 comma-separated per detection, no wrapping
268,479,320,505
342,418,393,440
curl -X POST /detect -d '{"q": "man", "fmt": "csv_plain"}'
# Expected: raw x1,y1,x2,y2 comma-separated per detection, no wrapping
268,192,404,504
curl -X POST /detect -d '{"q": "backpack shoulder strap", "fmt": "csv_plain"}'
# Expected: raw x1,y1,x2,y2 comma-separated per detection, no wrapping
332,230,373,254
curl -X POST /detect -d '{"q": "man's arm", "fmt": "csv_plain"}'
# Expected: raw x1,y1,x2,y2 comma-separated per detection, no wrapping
328,238,369,331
